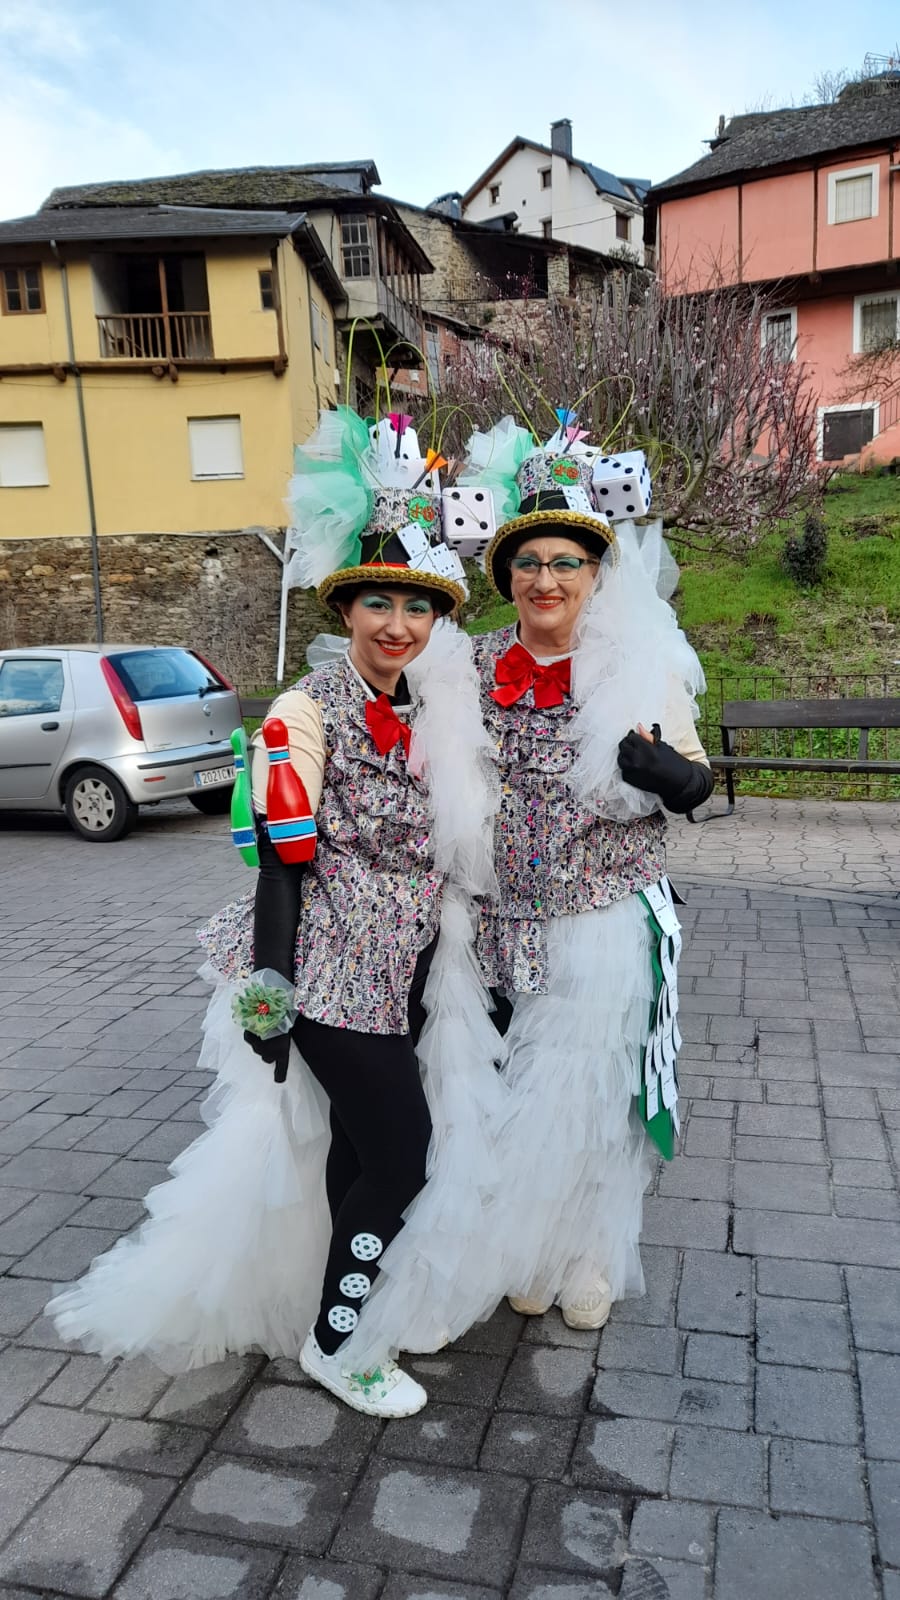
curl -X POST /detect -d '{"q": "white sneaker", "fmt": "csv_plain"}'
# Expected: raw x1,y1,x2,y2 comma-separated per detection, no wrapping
561,1276,613,1331
300,1330,427,1418
508,1295,553,1316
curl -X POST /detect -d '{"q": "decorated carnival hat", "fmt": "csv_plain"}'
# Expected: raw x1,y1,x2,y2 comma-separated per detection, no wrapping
285,407,466,615
459,410,616,600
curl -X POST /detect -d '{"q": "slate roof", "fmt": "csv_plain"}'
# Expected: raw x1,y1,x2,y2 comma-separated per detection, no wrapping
0,205,305,244
42,164,377,211
653,81,900,194
461,138,645,208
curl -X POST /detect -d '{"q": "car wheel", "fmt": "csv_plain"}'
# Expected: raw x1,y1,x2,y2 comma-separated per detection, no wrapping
64,765,138,843
188,785,233,816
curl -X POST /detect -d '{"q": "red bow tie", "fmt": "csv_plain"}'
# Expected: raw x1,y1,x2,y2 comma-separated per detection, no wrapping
366,694,412,757
491,642,572,709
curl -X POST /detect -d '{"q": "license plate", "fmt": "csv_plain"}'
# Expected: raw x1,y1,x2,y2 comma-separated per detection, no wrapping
194,764,235,788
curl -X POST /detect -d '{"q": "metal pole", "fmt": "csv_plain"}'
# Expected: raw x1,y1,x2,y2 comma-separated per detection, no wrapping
276,550,291,684
51,240,103,643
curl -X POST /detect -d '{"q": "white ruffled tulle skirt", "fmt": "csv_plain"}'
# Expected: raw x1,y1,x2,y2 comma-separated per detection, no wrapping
47,891,508,1374
490,894,656,1308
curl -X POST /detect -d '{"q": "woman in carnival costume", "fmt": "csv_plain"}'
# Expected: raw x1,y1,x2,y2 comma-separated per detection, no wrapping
458,410,714,1330
48,405,505,1417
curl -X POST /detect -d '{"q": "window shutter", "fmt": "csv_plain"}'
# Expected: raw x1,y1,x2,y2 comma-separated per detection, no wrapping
0,424,49,486
834,173,873,222
822,409,875,460
188,416,244,479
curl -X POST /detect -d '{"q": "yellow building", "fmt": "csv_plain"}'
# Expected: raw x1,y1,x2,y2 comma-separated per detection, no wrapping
0,205,344,544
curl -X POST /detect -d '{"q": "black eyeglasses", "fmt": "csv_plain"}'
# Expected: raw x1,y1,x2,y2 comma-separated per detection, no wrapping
507,555,599,580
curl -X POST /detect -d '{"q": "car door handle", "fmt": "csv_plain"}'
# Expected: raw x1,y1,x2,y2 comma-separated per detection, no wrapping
41,721,60,731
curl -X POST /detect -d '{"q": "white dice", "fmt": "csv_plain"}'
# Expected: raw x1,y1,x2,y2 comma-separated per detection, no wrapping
591,450,653,520
441,486,496,558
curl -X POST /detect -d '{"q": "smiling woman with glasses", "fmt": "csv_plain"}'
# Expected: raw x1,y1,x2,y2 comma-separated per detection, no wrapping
462,422,713,1336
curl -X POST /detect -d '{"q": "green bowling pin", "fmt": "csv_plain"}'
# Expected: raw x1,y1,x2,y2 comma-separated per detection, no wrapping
229,727,259,868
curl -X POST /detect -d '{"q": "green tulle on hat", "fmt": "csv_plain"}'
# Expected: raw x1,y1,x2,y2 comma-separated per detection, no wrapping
458,417,533,524
285,406,374,589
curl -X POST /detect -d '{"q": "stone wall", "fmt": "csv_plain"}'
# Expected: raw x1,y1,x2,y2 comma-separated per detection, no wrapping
0,532,330,691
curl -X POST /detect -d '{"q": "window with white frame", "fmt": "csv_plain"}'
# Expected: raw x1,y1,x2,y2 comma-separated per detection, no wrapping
489,184,501,205
0,423,49,486
853,291,900,353
827,164,879,224
340,215,371,278
539,167,551,190
762,308,797,362
188,416,244,480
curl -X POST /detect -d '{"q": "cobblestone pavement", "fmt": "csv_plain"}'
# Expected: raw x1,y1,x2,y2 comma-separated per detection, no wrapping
0,799,897,1600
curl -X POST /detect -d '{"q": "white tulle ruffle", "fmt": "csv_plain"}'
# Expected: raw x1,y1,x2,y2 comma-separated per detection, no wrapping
489,895,656,1308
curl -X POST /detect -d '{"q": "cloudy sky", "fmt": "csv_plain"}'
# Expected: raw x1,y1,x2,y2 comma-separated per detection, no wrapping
1,0,898,220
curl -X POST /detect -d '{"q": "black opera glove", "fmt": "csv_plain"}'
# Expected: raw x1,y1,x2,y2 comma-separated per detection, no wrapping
617,730,714,815
247,824,304,1082
243,1028,292,1083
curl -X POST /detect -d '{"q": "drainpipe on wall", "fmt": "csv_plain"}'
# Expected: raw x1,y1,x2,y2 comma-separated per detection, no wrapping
50,240,104,643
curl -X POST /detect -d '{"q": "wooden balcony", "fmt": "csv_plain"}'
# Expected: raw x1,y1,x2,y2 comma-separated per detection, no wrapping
376,279,421,348
97,312,213,361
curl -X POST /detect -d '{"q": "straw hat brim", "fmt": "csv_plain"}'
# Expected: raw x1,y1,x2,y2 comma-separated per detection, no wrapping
317,565,464,615
485,510,617,599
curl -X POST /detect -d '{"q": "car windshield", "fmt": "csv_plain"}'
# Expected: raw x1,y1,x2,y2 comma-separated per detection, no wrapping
106,650,224,702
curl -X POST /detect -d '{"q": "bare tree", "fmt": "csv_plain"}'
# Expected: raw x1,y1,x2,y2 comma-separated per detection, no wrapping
431,275,821,553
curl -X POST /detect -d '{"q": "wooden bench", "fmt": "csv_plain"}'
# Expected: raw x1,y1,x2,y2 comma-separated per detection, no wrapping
693,697,900,817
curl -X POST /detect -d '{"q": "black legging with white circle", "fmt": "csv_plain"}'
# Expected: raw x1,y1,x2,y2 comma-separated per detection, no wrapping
293,937,435,1358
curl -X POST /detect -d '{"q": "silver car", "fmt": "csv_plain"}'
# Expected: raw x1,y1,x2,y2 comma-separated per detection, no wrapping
0,644,240,842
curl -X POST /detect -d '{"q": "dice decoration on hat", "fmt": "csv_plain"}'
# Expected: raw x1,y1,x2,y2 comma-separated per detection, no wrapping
591,451,653,520
441,486,497,559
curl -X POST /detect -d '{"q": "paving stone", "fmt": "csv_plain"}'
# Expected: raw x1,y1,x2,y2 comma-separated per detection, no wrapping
379,1404,488,1469
0,1276,55,1337
0,1449,67,1544
74,1196,146,1231
0,1346,66,1425
846,1266,900,1354
858,1352,900,1460
641,1199,728,1250
0,1192,87,1256
736,1104,822,1139
0,1147,117,1192
734,1134,825,1164
273,1555,384,1599
677,1252,752,1335
619,1555,706,1600
76,1119,151,1155
217,1382,378,1470
668,1426,766,1508
333,1460,529,1585
733,1210,900,1268
383,1579,503,1600
509,1570,614,1600
518,1482,626,1575
166,1454,346,1553
522,1307,599,1350
755,1258,843,1301
713,1510,876,1600
479,1412,577,1480
452,1300,524,1356
868,1459,900,1566
85,1417,210,1476
570,1417,673,1494
682,1333,750,1385
826,1118,889,1160
756,1296,852,1370
755,1365,858,1444
835,1185,900,1221
498,1347,595,1416
87,1355,173,1417
592,1371,750,1431
87,1158,169,1198
149,1356,261,1426
406,1352,508,1408
0,1463,175,1597
1,1400,108,1459
11,1223,119,1281
683,1118,733,1157
597,1325,680,1376
628,1499,713,1563
769,1439,868,1522
609,1248,678,1328
112,1527,284,1599
733,1159,831,1214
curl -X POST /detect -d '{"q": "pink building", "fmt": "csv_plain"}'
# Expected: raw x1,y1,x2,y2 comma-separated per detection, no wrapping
646,75,900,463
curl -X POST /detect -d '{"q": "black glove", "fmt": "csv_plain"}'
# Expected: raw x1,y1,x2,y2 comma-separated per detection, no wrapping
243,1028,291,1083
248,824,305,1082
618,729,714,815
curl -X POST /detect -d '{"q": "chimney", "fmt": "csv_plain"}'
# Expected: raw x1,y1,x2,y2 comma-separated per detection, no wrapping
550,119,573,158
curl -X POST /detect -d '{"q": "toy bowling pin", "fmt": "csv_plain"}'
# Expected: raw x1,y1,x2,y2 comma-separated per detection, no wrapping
262,717,317,864
229,728,259,868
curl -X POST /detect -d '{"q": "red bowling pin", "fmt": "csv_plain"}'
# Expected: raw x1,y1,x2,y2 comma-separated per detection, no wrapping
262,716,317,864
